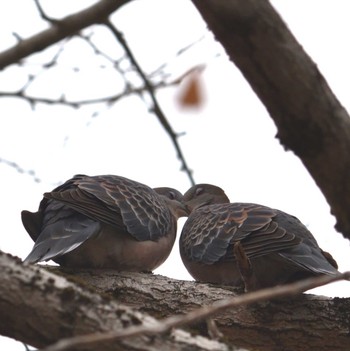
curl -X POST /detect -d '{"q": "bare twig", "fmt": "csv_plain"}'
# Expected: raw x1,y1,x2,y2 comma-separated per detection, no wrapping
78,33,123,68
0,1,198,186
34,0,59,24
0,0,130,69
147,35,206,80
0,157,42,182
41,272,350,351
104,20,195,186
42,42,66,69
0,81,178,108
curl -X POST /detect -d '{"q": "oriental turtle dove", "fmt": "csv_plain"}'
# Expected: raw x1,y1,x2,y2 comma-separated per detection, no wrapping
180,184,339,291
22,174,187,271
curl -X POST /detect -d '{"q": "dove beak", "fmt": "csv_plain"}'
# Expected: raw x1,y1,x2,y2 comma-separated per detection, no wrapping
179,202,190,217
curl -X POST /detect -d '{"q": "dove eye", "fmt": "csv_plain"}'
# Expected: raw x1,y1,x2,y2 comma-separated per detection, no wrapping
195,187,203,197
168,191,176,200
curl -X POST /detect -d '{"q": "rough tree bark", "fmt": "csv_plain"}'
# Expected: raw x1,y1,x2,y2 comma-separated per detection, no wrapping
0,252,230,351
191,0,350,239
1,252,349,351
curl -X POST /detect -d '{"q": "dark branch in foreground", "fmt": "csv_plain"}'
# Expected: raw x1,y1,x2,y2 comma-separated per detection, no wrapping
104,20,195,186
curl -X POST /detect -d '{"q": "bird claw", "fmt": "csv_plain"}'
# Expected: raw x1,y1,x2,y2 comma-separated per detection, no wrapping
206,318,223,340
233,241,256,292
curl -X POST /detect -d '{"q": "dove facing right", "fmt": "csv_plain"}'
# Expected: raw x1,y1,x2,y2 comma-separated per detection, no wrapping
22,174,188,271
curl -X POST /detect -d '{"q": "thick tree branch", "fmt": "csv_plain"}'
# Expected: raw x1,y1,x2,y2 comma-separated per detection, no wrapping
0,252,229,351
57,269,350,351
191,0,350,239
42,269,350,351
2,255,347,351
0,0,130,69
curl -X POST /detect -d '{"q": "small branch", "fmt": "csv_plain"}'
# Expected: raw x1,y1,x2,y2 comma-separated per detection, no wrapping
147,35,206,81
0,0,131,69
34,0,59,24
0,157,42,182
78,33,123,68
42,41,66,69
78,32,131,90
0,81,178,108
104,20,195,186
42,272,350,351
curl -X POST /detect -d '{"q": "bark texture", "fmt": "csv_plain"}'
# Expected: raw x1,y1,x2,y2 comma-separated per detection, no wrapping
191,0,350,239
56,268,350,351
2,251,349,351
0,252,229,351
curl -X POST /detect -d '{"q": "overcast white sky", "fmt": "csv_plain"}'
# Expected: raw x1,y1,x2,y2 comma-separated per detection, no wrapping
1,0,350,349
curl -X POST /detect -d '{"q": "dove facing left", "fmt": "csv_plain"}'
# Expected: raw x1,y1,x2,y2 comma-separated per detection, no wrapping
180,183,340,291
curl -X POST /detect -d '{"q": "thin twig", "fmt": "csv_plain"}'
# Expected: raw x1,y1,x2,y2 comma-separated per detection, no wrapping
78,33,122,68
0,81,178,108
104,19,195,186
0,157,42,182
147,35,206,79
33,0,59,24
41,272,350,351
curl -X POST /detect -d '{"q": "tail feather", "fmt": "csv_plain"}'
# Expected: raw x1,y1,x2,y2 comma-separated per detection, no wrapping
24,217,101,264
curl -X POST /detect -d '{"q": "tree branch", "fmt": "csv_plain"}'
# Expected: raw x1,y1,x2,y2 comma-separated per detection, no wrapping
104,20,195,186
0,0,131,70
2,253,348,351
0,82,176,108
55,268,350,351
191,0,350,239
0,252,230,351
0,0,196,186
42,270,350,351
34,0,60,24
0,157,42,182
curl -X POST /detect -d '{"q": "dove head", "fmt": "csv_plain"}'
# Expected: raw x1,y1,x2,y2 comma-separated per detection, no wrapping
183,184,230,213
154,187,188,218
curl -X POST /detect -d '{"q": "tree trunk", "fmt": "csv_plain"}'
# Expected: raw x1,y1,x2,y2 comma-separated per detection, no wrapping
191,0,350,240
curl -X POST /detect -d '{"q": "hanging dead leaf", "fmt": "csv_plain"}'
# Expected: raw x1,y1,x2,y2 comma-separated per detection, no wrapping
176,71,206,109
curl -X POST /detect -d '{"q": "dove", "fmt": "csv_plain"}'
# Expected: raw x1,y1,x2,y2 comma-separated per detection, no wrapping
180,184,339,291
22,174,187,271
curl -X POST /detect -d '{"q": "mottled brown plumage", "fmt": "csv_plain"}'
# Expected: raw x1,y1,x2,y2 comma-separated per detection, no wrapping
22,174,187,271
180,184,339,291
